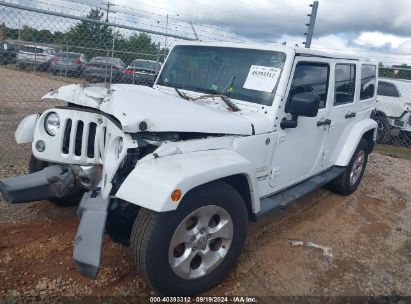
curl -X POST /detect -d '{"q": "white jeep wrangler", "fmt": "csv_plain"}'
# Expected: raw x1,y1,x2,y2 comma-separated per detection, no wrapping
0,42,378,296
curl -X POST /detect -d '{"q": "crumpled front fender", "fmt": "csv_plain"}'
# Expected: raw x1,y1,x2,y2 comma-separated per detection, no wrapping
15,113,39,144
115,149,260,213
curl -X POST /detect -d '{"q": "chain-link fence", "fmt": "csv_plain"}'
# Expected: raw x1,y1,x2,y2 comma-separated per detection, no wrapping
0,1,193,105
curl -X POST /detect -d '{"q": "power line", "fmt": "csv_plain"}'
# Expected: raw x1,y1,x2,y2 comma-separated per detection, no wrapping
3,0,314,45
36,0,302,41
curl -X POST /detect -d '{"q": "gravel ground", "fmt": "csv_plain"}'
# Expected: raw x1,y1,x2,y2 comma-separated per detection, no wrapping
0,67,410,302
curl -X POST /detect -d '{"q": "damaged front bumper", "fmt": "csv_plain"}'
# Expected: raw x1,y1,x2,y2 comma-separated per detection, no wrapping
0,165,76,204
0,166,109,280
74,191,109,279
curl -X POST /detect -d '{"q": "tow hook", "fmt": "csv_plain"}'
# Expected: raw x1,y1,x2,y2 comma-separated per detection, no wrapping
91,187,101,198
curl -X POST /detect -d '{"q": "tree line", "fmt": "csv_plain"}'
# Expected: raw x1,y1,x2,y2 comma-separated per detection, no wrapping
379,63,411,80
3,9,169,64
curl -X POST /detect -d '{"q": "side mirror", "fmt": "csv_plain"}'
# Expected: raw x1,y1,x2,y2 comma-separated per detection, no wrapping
289,93,321,117
281,93,321,129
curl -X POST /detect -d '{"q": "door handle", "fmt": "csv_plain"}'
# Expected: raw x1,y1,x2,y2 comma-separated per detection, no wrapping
345,112,356,119
317,119,331,126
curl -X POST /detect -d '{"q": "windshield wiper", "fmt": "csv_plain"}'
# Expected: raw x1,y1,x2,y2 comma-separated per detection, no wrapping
172,82,240,112
173,87,190,101
220,75,235,97
191,75,240,112
191,94,240,112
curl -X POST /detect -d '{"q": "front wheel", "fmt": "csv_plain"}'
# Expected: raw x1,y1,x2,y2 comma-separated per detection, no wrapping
329,139,369,195
130,181,248,296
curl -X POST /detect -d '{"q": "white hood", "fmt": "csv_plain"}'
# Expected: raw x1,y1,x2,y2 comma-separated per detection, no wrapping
43,84,271,135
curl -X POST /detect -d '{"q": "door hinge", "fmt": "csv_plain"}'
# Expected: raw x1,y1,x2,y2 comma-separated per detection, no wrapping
277,133,286,144
270,168,281,179
321,150,330,167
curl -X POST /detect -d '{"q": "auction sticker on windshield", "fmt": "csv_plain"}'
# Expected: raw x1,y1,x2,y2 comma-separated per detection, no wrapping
243,65,281,92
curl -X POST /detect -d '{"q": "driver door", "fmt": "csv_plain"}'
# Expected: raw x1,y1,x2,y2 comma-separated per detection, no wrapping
269,57,332,192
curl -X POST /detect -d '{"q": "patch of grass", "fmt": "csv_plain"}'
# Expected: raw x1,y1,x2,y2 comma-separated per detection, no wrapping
375,144,411,161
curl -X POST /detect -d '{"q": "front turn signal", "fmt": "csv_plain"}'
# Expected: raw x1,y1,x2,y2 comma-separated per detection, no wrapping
171,189,182,202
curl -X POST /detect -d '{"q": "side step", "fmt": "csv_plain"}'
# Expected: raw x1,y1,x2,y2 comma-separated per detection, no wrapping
252,166,346,221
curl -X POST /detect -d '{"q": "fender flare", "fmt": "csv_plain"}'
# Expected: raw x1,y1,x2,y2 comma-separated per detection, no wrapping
115,149,260,213
15,113,39,144
335,118,377,166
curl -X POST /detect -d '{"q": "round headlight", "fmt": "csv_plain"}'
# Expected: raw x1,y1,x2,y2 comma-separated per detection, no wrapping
115,137,124,159
44,112,60,136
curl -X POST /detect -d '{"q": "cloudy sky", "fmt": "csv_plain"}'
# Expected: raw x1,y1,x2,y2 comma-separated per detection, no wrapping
126,0,411,65
4,0,411,65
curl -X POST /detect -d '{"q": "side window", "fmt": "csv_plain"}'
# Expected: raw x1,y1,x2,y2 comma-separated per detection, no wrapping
377,81,400,97
360,64,376,100
287,62,330,110
334,64,356,105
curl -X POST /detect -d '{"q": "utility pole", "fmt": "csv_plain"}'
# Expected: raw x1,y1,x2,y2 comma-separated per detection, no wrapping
304,1,319,48
162,14,169,60
189,22,199,40
18,13,21,41
102,1,115,22
164,14,169,48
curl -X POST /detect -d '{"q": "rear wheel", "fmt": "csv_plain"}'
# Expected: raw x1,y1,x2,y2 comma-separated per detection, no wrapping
130,181,248,296
28,154,83,207
329,139,369,195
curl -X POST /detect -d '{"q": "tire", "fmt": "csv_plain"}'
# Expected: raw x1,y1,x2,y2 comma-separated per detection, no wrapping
130,181,248,296
28,154,83,207
374,112,391,144
329,139,369,196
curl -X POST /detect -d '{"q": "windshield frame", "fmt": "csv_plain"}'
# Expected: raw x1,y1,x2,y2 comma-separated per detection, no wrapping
156,44,288,107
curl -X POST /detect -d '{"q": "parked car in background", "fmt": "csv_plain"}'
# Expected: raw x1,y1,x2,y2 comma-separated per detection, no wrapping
16,44,56,71
375,78,411,143
123,59,162,86
0,42,17,64
50,52,87,77
83,57,125,83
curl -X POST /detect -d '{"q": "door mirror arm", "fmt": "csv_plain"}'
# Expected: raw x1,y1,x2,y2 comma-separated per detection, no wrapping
280,114,299,129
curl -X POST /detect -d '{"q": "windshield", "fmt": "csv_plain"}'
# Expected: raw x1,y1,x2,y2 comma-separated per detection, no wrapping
132,60,160,70
157,45,286,105
90,57,123,66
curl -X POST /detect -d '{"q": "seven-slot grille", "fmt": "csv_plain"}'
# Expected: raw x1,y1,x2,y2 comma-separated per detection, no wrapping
61,118,106,161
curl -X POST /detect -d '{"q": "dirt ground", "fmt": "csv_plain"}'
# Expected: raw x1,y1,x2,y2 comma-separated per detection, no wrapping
0,67,411,302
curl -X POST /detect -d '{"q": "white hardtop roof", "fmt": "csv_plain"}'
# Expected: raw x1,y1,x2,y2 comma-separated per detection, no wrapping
175,40,377,63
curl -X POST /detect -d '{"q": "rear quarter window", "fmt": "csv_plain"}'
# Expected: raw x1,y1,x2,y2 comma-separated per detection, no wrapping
360,64,376,100
334,64,356,105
